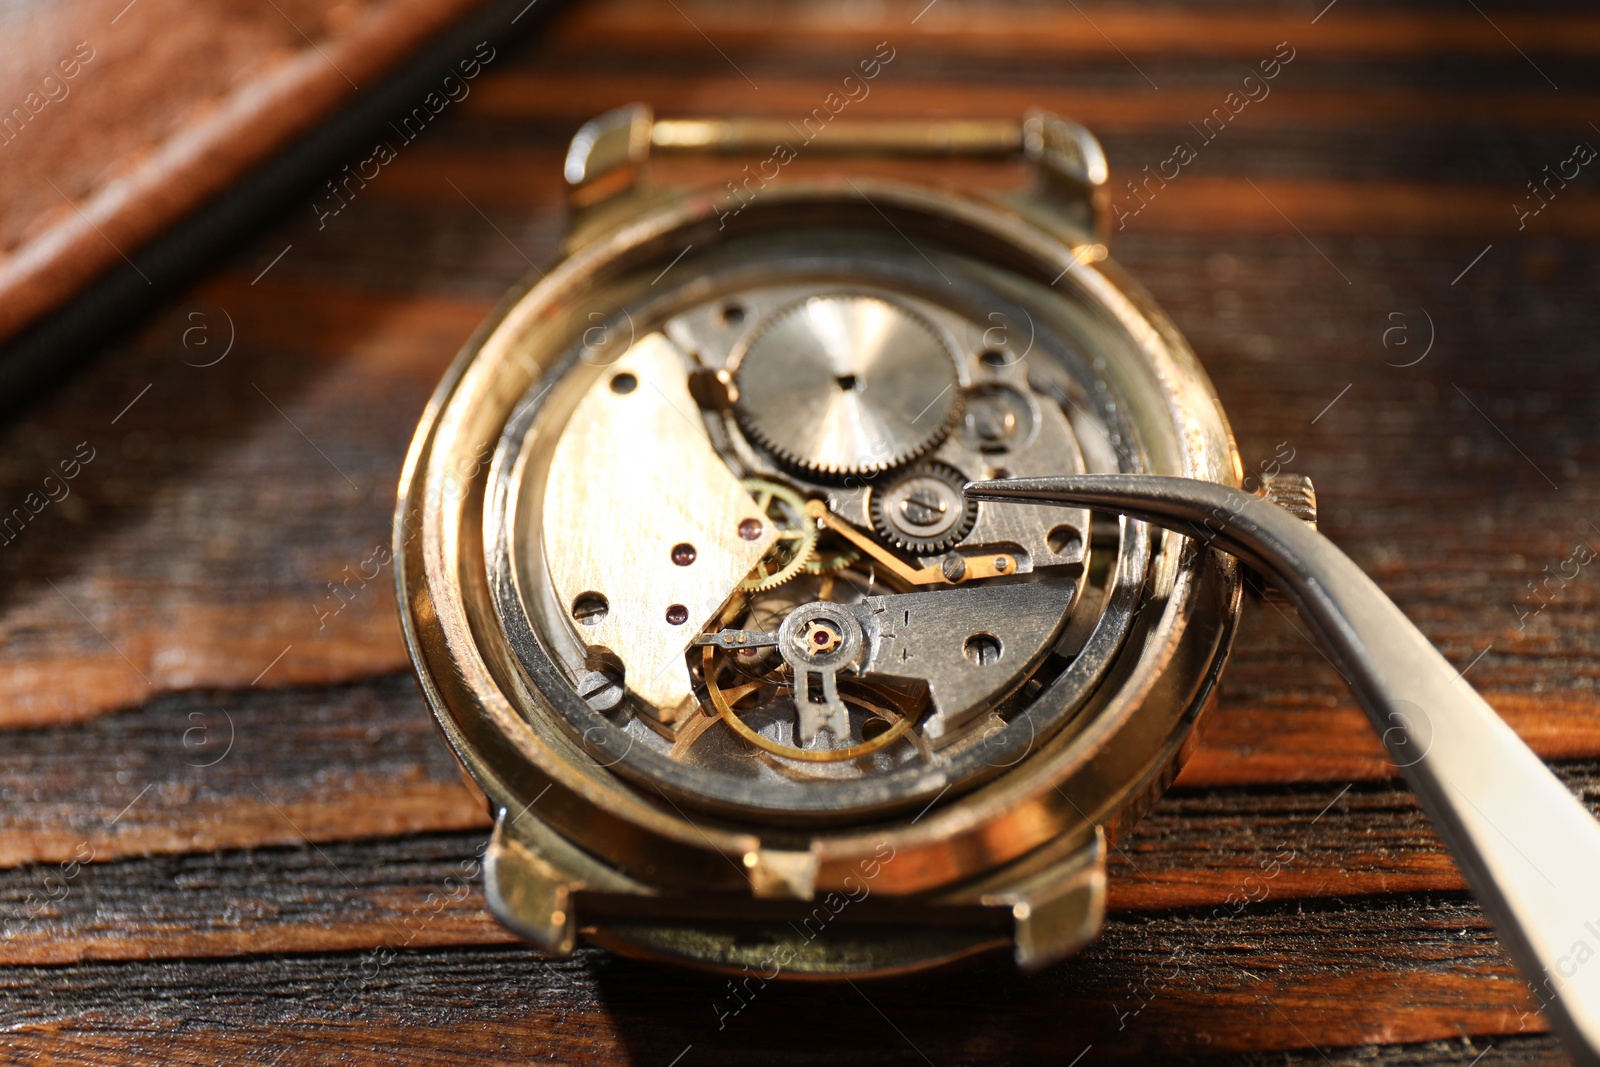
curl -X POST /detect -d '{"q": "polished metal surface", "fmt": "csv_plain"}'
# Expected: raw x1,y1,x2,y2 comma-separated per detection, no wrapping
540,333,779,721
650,116,1026,158
969,473,1600,1066
859,578,1073,737
733,294,961,476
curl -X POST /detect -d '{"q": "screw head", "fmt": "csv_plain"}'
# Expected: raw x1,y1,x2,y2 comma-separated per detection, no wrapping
899,488,948,528
963,633,1002,666
941,555,967,582
576,668,624,711
572,592,608,626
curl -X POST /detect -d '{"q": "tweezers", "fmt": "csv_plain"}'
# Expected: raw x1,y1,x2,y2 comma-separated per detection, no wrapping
968,474,1600,1065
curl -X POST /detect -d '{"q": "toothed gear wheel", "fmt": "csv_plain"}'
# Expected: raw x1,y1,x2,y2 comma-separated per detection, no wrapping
738,478,819,593
800,545,861,575
867,460,979,556
733,294,961,477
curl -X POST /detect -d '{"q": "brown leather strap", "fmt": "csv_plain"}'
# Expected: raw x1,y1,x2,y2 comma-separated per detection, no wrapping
0,0,496,344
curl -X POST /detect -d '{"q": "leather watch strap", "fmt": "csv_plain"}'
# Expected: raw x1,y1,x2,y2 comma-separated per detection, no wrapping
0,0,498,346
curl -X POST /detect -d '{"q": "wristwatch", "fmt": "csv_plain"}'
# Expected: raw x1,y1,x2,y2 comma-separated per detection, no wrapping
394,104,1304,977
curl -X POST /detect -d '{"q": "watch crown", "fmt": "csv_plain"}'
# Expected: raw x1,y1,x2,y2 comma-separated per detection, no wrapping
1258,471,1317,529
1248,472,1316,606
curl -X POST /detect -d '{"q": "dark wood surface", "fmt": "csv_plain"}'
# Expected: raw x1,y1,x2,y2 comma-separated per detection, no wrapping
4,0,1600,1062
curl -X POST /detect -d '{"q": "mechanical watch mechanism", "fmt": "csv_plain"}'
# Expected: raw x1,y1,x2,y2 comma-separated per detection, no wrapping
532,285,1092,776
398,106,1245,978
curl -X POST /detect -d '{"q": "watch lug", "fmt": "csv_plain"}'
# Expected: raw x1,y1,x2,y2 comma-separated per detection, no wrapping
745,848,820,901
559,103,683,253
563,102,653,194
484,808,580,955
1010,110,1112,244
481,794,665,954
984,826,1107,971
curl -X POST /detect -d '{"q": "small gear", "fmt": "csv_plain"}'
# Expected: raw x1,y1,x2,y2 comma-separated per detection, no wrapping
738,478,819,592
867,460,979,556
800,544,861,575
732,294,962,478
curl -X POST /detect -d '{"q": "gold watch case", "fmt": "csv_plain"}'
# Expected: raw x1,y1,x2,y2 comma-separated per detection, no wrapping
394,105,1245,977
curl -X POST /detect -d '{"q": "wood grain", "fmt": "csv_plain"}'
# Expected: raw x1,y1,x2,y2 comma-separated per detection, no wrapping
0,664,1591,929
0,895,1551,1062
0,675,488,870
467,75,1600,130
545,1,1600,58
3,0,1598,1062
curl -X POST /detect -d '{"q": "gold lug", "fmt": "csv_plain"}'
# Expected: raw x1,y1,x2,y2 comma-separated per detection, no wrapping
982,827,1107,971
484,809,580,955
744,848,820,901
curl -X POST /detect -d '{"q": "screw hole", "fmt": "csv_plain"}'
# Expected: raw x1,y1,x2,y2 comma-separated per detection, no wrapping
1047,524,1083,556
721,302,746,326
978,349,1010,369
835,374,858,391
964,632,1002,666
572,592,609,626
861,718,891,741
610,372,637,394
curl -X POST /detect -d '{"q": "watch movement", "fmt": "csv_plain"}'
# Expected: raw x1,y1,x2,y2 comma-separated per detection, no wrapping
395,105,1285,976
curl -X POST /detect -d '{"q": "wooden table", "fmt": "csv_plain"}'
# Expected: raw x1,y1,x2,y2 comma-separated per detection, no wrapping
3,1,1598,1062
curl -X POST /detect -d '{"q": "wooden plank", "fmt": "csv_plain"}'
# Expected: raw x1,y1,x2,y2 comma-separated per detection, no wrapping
5,226,1599,765
0,894,1550,1062
0,649,1590,913
0,832,513,964
1109,765,1600,911
366,140,1600,236
1105,176,1600,237
4,642,1590,875
1184,694,1600,787
541,1,1600,59
0,279,489,729
0,675,488,870
0,788,1491,961
465,73,1600,130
